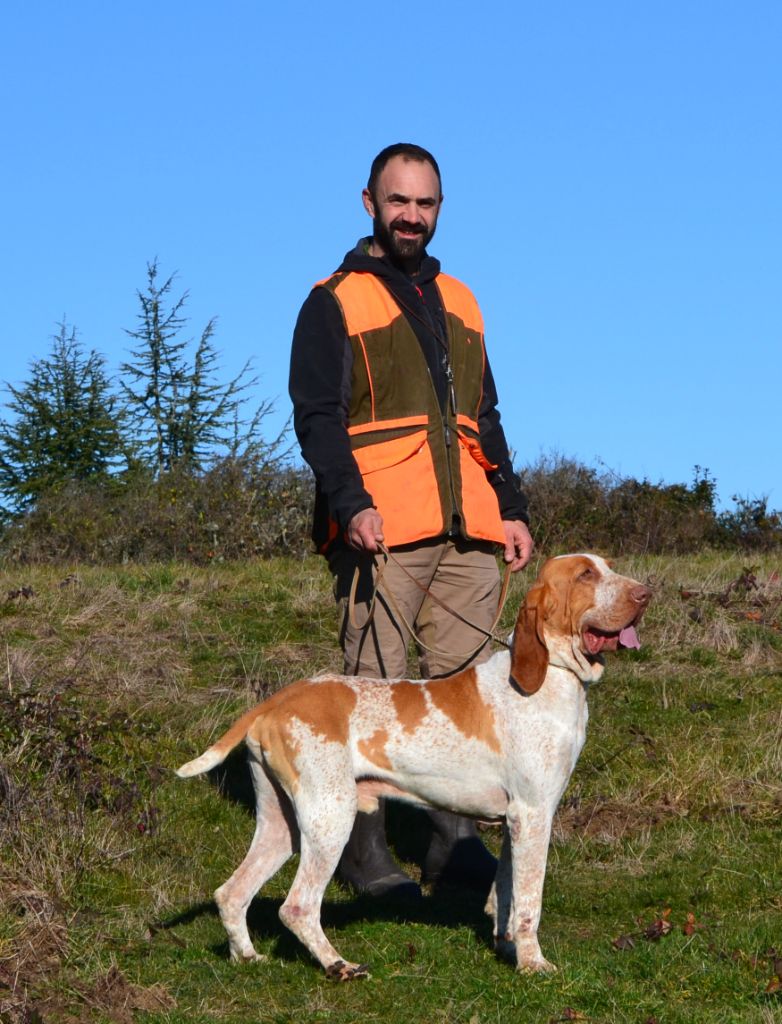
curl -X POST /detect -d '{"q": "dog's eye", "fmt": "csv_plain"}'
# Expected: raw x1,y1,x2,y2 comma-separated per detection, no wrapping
578,567,597,581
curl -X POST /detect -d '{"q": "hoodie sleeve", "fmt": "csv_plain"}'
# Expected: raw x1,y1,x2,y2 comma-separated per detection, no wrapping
289,287,374,531
478,352,530,524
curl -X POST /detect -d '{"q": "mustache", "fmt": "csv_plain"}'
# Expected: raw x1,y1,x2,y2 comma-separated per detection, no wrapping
390,219,426,234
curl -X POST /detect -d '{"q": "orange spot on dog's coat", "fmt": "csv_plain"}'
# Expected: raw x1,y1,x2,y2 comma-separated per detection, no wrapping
391,681,429,733
425,669,501,752
357,728,392,770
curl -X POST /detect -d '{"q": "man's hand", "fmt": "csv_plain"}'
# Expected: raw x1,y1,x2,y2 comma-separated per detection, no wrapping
502,520,534,572
347,508,385,553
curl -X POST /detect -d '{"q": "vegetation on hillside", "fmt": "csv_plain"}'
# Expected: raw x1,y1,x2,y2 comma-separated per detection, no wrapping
2,452,780,564
1,553,780,1022
0,261,285,537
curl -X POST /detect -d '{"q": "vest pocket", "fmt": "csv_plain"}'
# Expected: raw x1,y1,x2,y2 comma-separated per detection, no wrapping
351,429,444,545
456,431,505,543
456,431,497,472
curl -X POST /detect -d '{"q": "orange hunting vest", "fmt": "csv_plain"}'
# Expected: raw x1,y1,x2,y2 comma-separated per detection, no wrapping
315,271,506,549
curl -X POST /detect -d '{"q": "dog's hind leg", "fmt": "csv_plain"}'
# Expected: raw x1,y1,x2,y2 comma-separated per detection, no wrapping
488,824,516,964
215,753,296,963
279,773,368,980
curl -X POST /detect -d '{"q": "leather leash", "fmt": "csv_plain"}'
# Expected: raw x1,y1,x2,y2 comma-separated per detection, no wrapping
348,541,514,662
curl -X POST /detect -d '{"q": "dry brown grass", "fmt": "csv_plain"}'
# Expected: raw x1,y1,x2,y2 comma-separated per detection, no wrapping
1,550,780,1021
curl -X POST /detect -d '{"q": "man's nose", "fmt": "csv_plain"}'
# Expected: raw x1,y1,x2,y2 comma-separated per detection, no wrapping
403,201,423,223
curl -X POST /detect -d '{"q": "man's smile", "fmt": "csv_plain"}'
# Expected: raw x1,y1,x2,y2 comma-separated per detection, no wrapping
392,222,425,238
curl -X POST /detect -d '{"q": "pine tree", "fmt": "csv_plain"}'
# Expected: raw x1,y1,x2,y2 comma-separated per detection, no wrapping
120,261,269,474
0,323,128,513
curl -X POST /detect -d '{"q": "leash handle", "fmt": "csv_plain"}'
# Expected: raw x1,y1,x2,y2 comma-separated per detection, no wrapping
347,542,514,665
347,545,389,630
378,542,513,644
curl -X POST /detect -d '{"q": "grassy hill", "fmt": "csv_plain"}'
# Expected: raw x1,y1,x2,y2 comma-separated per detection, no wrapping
1,552,781,1023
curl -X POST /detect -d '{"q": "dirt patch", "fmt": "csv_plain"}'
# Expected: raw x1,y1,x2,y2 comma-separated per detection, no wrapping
0,884,67,1023
553,796,684,843
0,884,69,979
2,939,175,1024
66,965,174,1024
0,880,175,1024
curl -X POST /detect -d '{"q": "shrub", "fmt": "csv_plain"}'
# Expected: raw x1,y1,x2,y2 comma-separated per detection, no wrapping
0,458,314,564
716,494,782,551
519,455,780,554
517,454,609,552
1,451,779,564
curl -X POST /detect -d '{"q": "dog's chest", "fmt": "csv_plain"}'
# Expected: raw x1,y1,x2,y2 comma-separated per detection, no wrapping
494,681,589,797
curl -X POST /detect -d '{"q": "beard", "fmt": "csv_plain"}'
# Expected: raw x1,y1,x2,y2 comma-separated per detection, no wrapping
373,213,437,267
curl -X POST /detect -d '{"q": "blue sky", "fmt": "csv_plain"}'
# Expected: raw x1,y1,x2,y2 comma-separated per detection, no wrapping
2,1,780,511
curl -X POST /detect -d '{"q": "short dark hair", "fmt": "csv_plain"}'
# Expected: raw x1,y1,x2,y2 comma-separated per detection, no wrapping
367,143,442,197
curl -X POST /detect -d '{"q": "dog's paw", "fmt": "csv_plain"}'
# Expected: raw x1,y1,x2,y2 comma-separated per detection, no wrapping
230,949,267,964
516,956,557,974
325,959,371,981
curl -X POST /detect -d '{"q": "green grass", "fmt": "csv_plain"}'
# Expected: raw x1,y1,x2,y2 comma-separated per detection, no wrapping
1,552,781,1023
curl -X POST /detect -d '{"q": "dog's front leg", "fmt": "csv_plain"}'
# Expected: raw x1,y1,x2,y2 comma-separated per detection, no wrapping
504,801,557,973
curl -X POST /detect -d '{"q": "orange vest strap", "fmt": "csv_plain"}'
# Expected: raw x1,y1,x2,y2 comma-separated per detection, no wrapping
436,273,484,332
332,273,401,335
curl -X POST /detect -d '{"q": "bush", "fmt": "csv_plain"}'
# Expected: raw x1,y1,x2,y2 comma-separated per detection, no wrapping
517,455,609,552
0,458,314,564
716,495,782,551
1,451,779,564
519,455,780,554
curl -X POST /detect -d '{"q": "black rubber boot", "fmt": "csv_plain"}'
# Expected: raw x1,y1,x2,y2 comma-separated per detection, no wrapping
337,804,422,899
421,810,498,893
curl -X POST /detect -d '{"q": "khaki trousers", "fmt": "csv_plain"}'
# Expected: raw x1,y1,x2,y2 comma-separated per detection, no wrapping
329,538,502,679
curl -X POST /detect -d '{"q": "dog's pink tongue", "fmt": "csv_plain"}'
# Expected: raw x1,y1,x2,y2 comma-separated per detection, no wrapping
619,626,641,649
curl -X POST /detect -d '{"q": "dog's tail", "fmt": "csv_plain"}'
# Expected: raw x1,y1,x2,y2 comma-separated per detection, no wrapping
176,704,266,778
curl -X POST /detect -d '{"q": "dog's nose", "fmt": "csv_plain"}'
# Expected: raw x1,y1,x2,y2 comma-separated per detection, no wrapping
631,585,652,606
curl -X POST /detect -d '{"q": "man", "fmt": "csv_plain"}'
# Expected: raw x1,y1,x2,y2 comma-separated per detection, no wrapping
289,143,533,899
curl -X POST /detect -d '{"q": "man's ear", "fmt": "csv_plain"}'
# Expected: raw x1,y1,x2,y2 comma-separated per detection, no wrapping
362,188,375,218
510,583,554,695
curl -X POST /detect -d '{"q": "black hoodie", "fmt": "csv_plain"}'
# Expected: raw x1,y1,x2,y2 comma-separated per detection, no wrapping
289,238,528,544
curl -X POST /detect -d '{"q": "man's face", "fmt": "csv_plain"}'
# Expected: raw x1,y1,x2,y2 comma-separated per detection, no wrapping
363,156,442,268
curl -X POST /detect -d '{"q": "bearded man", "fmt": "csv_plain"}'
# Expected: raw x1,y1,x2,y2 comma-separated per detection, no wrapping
289,142,532,899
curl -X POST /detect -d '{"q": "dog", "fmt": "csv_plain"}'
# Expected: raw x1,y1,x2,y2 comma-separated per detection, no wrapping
177,553,651,979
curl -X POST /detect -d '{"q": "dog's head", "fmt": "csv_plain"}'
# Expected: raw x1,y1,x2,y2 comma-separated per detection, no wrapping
510,554,652,695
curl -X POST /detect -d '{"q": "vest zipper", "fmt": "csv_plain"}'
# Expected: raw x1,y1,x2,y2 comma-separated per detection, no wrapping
441,337,461,537
396,283,462,536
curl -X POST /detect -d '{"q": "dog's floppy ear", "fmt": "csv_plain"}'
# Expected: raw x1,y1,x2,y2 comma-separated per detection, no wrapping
510,582,555,695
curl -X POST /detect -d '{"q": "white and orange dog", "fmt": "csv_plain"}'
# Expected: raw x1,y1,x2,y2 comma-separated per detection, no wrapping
178,554,651,979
